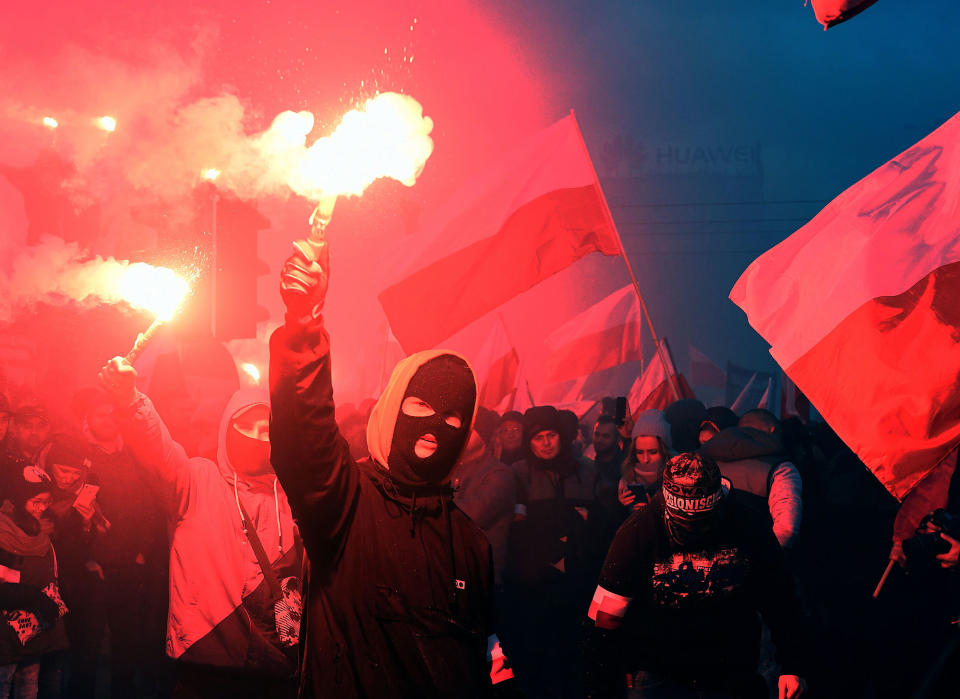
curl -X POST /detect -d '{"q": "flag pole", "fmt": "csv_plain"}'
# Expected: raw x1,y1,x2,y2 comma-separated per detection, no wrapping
570,110,680,401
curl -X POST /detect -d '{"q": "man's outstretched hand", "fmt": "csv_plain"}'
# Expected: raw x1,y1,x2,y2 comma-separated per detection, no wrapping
98,357,138,406
281,237,329,321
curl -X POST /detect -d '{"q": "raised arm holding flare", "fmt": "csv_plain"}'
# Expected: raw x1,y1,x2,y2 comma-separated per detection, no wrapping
269,226,511,698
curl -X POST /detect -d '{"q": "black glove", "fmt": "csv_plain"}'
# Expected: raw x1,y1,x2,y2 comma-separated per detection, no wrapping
280,237,329,322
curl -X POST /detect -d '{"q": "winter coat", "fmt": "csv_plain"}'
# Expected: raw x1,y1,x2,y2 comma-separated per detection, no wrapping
700,427,803,548
451,438,516,585
270,318,497,698
507,456,600,588
0,511,68,664
116,389,302,677
87,442,165,574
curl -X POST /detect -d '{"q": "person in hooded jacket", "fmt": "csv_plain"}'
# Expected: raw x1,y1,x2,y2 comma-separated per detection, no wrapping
0,465,68,699
96,360,303,699
269,231,509,698
698,409,803,550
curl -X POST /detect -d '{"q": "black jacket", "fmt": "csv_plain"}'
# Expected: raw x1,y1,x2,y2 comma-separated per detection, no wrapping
270,318,496,698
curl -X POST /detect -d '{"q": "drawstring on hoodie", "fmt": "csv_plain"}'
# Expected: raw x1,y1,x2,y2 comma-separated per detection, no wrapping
273,478,283,553
233,473,248,536
410,491,418,538
235,473,285,554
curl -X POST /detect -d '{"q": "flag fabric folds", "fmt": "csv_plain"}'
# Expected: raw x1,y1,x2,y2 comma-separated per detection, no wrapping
626,338,693,414
543,284,643,385
810,0,880,29
689,346,725,391
379,114,621,353
730,109,960,500
472,319,520,410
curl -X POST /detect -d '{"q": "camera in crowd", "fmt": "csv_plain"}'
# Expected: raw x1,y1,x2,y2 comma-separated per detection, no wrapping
902,509,960,568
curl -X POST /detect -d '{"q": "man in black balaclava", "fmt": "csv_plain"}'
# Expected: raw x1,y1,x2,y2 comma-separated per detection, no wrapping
269,231,513,697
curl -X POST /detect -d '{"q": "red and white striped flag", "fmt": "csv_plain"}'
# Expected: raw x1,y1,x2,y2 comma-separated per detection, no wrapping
731,108,960,500
472,319,520,410
543,284,643,385
627,338,693,414
379,114,620,353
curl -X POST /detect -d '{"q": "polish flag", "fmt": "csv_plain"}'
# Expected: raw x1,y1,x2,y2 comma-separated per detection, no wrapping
472,319,520,410
779,372,810,423
379,114,621,353
731,373,780,417
627,338,693,414
542,284,643,384
689,346,725,390
810,0,879,29
731,109,960,500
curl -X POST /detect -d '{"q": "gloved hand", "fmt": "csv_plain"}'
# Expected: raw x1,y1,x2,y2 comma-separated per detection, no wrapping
98,357,138,406
280,236,329,321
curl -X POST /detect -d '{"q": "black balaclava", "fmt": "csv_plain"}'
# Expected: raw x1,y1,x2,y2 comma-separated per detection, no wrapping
387,355,476,486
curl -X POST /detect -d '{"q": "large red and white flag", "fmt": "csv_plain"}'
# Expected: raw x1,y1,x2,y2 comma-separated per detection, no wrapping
627,338,694,414
379,114,621,353
731,109,960,500
472,319,520,410
689,345,725,391
542,284,643,385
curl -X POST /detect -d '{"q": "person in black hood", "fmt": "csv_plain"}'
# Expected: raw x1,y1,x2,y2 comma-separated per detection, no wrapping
269,230,510,697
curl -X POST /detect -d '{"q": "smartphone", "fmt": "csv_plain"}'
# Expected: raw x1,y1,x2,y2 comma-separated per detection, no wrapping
626,483,647,501
73,484,100,510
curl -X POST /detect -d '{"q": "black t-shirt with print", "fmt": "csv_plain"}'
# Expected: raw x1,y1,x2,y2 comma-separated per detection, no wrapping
597,491,805,678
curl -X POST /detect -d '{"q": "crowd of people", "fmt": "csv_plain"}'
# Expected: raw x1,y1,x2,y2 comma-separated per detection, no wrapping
0,240,958,699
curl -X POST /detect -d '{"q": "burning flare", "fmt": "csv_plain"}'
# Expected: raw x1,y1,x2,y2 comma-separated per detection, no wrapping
255,92,434,204
241,363,261,384
117,264,190,322
42,117,58,129
97,116,117,132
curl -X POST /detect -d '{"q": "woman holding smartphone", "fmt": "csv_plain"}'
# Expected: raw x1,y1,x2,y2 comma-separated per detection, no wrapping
617,410,672,511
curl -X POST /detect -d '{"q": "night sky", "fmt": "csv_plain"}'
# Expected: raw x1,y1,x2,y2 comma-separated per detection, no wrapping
2,0,959,406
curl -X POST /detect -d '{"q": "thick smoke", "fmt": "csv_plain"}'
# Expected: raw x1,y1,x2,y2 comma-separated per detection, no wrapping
0,235,191,322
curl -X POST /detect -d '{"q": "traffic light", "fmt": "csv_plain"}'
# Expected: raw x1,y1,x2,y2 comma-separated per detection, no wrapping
209,192,271,341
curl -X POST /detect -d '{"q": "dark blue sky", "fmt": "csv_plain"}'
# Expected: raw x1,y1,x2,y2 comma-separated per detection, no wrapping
497,0,960,376
3,0,959,402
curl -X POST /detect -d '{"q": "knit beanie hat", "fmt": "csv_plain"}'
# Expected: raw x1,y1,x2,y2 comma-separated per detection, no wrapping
11,465,54,509
700,406,738,435
632,409,671,451
661,452,728,517
498,411,524,428
664,399,708,454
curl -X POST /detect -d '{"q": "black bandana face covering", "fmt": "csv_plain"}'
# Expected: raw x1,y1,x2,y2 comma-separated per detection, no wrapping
387,355,476,485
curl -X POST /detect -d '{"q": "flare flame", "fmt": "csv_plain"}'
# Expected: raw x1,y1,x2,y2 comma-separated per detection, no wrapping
117,263,190,321
258,92,434,204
